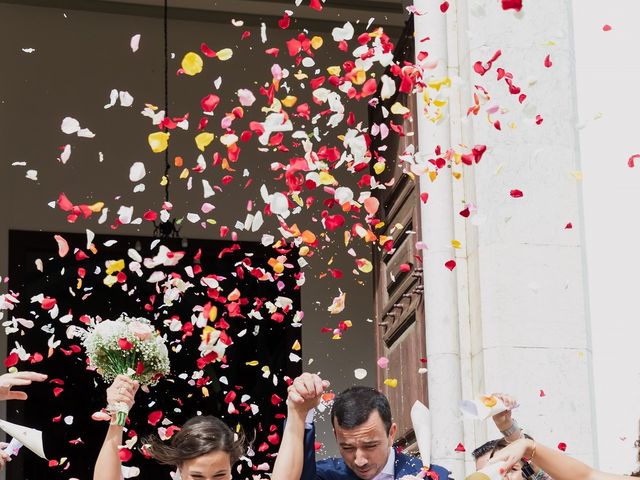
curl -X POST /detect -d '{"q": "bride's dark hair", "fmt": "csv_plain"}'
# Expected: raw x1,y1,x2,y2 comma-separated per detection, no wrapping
146,415,244,467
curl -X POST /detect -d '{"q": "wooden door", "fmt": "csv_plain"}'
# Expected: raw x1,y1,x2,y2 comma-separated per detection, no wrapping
369,16,428,452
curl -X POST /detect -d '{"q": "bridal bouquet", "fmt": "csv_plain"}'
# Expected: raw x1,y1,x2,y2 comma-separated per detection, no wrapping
83,315,170,425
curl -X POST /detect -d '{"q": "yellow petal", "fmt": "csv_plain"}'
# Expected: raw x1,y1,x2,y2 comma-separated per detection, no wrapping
292,340,301,351
195,132,215,151
181,52,203,76
353,69,366,85
299,246,310,256
343,231,351,247
160,176,168,186
179,168,189,179
318,171,336,185
209,306,218,322
327,65,341,76
216,48,233,61
88,202,104,213
148,131,170,153
292,193,304,207
427,76,451,91
103,275,117,288
451,239,462,249
373,161,386,174
384,378,398,388
245,360,259,366
391,102,410,115
282,95,298,107
311,36,324,49
105,259,125,275
202,386,209,397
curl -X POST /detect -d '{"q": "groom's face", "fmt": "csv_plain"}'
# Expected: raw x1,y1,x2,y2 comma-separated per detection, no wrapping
334,410,397,480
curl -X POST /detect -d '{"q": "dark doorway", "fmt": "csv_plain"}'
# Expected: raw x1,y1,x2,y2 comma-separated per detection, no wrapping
6,229,301,479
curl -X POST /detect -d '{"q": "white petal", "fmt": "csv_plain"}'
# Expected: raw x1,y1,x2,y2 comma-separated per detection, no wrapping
331,22,354,42
58,144,71,164
269,192,289,217
61,117,80,134
129,162,146,182
77,128,95,138
237,88,256,107
119,91,134,107
130,34,141,52
354,368,367,380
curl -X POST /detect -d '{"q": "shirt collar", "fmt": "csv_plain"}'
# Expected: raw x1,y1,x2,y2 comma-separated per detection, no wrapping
372,448,395,480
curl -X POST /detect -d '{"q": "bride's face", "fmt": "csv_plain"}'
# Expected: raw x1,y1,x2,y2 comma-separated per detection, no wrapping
179,450,232,480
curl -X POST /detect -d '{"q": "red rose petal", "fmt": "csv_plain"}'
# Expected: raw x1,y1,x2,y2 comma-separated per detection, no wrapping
510,189,524,198
148,410,163,426
544,54,552,68
201,94,220,113
4,352,19,368
41,297,57,310
200,42,216,57
324,214,345,231
119,447,133,462
309,0,323,11
278,13,290,29
444,260,456,271
501,0,522,11
440,1,449,12
628,154,640,168
557,442,567,451
602,24,612,32
454,442,466,452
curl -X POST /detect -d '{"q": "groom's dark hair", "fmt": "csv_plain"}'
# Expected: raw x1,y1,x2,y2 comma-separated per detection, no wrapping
331,386,393,434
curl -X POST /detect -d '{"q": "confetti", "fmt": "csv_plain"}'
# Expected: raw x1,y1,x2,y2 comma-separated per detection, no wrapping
130,34,141,52
354,368,367,380
181,52,203,76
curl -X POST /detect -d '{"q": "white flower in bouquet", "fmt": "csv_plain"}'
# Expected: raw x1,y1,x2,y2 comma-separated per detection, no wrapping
83,315,170,425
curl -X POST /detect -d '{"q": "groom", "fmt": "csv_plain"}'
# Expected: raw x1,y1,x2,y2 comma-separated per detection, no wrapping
277,372,451,480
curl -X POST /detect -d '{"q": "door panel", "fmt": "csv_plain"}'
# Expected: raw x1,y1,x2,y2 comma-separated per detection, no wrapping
370,16,427,453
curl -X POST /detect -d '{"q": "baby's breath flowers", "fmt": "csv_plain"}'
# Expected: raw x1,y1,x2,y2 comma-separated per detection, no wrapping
83,315,169,425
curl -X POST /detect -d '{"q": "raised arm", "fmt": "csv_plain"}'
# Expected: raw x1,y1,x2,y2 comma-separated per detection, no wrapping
490,392,523,443
271,373,329,480
489,438,629,480
93,375,139,480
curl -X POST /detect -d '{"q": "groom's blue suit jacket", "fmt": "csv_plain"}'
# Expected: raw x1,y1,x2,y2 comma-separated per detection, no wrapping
300,425,452,480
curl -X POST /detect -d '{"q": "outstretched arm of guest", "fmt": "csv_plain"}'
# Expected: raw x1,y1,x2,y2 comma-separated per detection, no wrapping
489,438,629,480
